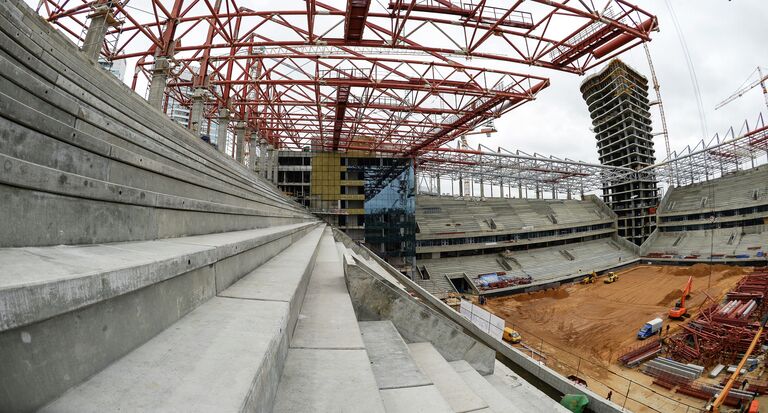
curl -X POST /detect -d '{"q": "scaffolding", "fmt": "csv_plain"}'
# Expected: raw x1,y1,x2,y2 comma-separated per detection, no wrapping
417,112,768,200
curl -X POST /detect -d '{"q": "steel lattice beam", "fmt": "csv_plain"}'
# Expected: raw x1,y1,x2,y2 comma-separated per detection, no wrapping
35,0,656,156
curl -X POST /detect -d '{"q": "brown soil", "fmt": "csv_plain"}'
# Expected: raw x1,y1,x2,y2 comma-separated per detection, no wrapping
481,264,755,412
484,265,751,365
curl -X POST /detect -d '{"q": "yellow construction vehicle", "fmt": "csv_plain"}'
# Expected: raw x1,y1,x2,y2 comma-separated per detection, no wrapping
604,272,619,284
503,327,522,344
581,271,597,284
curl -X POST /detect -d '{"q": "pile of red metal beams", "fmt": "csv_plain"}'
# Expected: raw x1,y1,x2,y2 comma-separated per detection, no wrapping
675,383,743,407
618,339,662,367
666,270,768,366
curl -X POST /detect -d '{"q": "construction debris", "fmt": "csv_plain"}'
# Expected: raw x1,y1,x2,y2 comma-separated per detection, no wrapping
666,270,768,367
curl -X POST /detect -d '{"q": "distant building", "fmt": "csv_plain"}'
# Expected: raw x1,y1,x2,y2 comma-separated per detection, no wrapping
97,58,126,82
165,65,220,145
266,150,416,272
580,59,659,245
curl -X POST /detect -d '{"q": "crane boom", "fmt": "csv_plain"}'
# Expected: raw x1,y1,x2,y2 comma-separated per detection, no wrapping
715,66,768,112
712,313,768,412
679,276,693,308
669,276,693,319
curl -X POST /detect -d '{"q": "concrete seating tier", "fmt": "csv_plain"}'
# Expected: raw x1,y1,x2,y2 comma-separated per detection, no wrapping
643,226,768,260
0,0,313,248
419,238,636,292
1,223,324,411
661,166,768,215
416,195,609,236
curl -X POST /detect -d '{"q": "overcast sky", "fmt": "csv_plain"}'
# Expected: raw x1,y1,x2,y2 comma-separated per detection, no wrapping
467,0,768,165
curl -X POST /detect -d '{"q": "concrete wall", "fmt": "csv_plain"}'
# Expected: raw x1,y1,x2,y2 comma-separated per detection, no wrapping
335,229,627,413
344,257,496,375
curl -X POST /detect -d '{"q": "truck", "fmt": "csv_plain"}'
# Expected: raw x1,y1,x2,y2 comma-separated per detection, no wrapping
637,318,663,340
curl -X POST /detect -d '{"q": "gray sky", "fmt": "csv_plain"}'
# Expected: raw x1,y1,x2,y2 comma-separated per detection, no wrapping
467,0,768,165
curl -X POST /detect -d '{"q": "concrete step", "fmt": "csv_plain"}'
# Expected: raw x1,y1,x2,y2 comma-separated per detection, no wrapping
450,360,524,413
485,360,571,413
359,320,453,413
273,231,386,412
289,233,366,350
0,0,283,202
359,321,431,390
36,225,325,413
41,296,290,413
408,342,488,413
0,223,321,412
0,222,316,332
0,19,298,213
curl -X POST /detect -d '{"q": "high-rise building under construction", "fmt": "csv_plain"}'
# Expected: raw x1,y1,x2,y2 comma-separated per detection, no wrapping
580,59,659,245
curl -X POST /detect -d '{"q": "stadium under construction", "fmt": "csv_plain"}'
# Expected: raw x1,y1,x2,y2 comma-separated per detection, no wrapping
0,0,767,412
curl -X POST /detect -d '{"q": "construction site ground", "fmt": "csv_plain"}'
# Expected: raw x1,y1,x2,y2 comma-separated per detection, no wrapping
481,264,766,413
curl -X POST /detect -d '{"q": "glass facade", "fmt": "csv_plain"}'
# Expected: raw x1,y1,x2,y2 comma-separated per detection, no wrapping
275,151,416,271
356,158,416,264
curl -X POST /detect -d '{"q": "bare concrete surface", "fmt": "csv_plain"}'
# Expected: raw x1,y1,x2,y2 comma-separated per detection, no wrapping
273,348,385,413
450,360,524,413
486,360,571,412
408,342,488,413
41,297,289,413
290,251,365,349
379,386,454,413
0,223,314,332
219,226,324,303
359,320,432,390
274,231,384,411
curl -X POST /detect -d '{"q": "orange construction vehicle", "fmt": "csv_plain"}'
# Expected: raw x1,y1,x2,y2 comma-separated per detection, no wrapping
669,276,693,319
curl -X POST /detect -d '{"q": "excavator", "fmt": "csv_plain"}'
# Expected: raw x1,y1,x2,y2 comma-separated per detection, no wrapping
669,276,693,319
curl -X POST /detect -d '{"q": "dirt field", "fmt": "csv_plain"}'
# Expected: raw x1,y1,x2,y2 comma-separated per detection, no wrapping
481,264,756,412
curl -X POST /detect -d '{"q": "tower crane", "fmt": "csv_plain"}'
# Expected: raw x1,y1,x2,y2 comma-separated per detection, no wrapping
715,66,768,112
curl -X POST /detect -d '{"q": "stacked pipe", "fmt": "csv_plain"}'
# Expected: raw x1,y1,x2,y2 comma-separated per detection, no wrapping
712,299,758,325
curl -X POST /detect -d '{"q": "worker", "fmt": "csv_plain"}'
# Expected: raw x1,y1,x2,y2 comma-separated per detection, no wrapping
607,390,612,401
666,325,670,336
742,379,749,390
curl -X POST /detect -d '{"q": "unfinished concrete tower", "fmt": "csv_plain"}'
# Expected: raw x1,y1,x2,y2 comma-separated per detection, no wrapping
580,59,658,245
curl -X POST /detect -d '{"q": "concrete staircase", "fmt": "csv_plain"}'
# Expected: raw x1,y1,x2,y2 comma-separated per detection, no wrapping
0,0,325,410
358,320,569,413
272,232,385,412
25,225,325,412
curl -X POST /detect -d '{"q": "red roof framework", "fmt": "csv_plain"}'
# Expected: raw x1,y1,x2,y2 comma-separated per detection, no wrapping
34,0,656,156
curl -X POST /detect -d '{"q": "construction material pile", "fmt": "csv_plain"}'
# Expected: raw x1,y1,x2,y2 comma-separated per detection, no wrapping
474,272,532,290
618,339,662,367
641,357,703,388
666,270,768,366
